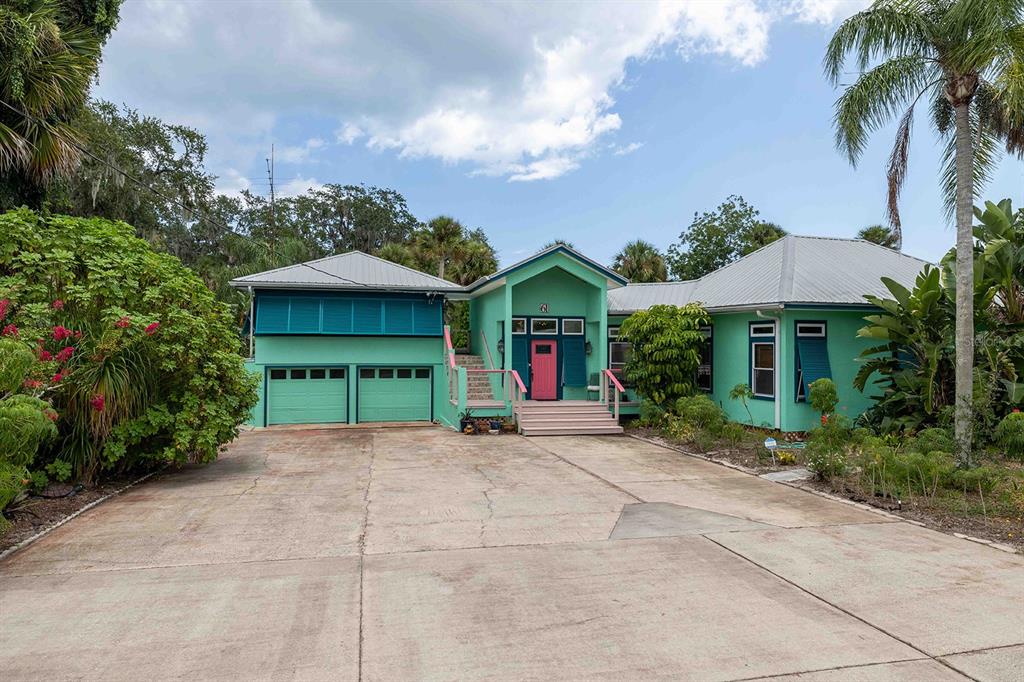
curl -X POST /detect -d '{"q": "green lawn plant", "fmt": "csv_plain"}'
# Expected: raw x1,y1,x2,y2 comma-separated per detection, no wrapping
808,378,838,423
994,411,1024,461
728,383,754,425
0,209,259,483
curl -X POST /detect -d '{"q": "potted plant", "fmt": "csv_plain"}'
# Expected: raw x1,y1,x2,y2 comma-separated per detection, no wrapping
459,409,475,434
475,417,492,434
488,418,501,433
500,417,517,433
808,378,838,425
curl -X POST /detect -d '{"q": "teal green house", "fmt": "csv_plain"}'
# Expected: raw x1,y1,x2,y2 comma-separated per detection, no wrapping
230,236,927,434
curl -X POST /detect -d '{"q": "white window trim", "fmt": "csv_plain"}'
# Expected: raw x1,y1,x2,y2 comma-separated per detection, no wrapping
796,322,826,338
511,317,527,335
609,341,631,369
530,318,558,335
608,326,620,339
750,323,776,337
751,341,775,398
561,318,584,335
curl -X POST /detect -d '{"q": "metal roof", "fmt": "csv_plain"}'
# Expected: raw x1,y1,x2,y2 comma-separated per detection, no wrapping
229,251,463,291
607,236,930,314
465,243,629,292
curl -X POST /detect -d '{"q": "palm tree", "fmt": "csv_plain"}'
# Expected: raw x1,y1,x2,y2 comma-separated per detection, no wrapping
612,239,668,282
857,224,900,249
741,221,787,255
542,239,576,250
825,0,1024,465
447,230,498,285
416,215,465,280
0,2,102,199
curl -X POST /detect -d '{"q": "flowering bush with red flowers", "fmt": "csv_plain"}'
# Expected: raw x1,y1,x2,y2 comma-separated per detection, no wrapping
0,210,258,483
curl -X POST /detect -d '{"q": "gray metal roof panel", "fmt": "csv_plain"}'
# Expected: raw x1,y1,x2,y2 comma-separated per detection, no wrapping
606,236,929,312
229,251,462,291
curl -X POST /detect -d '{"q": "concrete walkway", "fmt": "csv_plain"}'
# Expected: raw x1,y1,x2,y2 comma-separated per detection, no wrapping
1,428,1021,681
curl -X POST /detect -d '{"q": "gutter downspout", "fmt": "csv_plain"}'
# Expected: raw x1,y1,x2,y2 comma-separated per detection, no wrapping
248,286,255,360
756,308,782,431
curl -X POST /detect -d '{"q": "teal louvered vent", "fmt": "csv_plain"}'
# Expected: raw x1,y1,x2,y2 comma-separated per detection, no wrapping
511,336,530,389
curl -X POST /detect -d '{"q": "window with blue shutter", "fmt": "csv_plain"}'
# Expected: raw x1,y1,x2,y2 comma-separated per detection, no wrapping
795,321,831,401
255,293,442,336
562,336,587,387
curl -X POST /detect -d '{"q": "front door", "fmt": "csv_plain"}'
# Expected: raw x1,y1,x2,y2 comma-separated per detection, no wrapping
530,340,557,400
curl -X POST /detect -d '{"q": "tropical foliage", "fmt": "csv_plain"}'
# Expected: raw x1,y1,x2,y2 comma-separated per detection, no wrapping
855,199,1024,451
612,239,668,282
665,195,785,280
825,0,1024,462
619,303,710,407
857,224,900,249
0,209,259,483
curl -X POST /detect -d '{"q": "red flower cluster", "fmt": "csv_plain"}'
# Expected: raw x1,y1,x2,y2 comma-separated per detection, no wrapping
2,324,17,336
39,350,53,361
52,325,72,341
44,409,58,422
55,346,74,363
51,299,64,310
115,316,131,329
145,322,160,335
90,394,105,412
52,372,63,383
0,299,9,320
23,379,42,389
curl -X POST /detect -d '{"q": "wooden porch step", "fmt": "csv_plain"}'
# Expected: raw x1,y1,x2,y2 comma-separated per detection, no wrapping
521,424,624,436
519,417,619,427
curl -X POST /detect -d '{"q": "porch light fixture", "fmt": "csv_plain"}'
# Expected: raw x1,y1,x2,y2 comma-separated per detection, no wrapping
585,340,592,355
497,338,505,355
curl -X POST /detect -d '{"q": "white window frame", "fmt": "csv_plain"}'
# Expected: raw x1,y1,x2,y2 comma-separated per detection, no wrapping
609,341,631,370
751,341,775,398
750,323,776,337
796,322,826,338
608,326,620,339
561,318,584,335
696,326,713,392
530,318,558,335
511,317,527,335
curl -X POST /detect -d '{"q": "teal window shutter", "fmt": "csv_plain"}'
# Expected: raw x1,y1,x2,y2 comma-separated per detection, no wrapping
353,299,383,334
255,296,289,333
289,297,321,333
796,337,831,398
322,298,353,333
562,336,587,387
413,299,442,335
385,300,414,334
511,336,529,389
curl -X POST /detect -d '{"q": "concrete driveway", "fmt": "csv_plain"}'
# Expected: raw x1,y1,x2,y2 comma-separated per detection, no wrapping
1,427,1021,681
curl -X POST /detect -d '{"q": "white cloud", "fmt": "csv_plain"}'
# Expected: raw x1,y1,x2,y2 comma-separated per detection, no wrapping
96,1,863,185
613,142,644,156
277,176,324,197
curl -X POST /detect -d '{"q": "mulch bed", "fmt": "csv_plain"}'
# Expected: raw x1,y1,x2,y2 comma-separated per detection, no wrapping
628,426,805,474
0,477,140,555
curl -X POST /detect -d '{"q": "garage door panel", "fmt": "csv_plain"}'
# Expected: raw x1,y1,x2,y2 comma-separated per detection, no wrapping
358,367,431,422
268,368,347,425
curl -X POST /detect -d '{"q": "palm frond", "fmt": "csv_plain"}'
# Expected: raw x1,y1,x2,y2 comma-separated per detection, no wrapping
823,1,934,84
886,105,914,238
939,104,1001,221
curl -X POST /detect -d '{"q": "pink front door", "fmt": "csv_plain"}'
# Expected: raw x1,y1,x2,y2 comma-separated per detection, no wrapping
530,340,557,400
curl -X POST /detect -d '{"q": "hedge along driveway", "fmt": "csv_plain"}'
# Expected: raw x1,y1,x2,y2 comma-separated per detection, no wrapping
1,427,1021,681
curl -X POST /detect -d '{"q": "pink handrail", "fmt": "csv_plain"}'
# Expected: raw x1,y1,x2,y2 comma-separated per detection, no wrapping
509,369,527,395
443,326,456,369
603,368,625,394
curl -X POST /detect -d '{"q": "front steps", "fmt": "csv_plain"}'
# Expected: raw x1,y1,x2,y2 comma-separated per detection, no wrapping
455,354,504,410
517,400,623,436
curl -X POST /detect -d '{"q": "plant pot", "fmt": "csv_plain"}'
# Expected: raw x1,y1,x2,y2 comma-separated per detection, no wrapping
489,419,501,431
501,423,517,434
475,419,492,434
460,419,475,434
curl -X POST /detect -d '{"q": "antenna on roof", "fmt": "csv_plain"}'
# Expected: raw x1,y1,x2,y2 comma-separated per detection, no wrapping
266,144,276,232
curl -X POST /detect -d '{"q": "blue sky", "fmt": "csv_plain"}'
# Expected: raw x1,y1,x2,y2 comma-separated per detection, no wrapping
94,1,1022,268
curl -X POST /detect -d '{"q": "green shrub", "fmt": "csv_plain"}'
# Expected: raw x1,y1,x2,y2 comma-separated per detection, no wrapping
909,427,955,456
662,415,695,443
806,414,853,479
728,383,754,425
860,447,956,498
721,422,746,447
674,394,725,435
0,209,260,482
619,304,710,407
806,446,848,479
638,399,667,427
994,412,1024,461
692,428,718,453
947,466,1007,496
808,378,838,416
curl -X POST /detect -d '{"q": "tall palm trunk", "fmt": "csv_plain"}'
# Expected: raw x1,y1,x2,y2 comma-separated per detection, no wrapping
952,95,975,467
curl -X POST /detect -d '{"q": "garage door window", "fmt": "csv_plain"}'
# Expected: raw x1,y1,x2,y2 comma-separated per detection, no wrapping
270,369,287,380
415,368,430,379
360,368,374,379
290,369,306,379
397,368,412,378
329,368,346,379
310,369,326,379
379,368,394,379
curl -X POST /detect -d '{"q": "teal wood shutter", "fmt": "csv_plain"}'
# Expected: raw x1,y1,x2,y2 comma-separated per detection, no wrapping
289,297,321,333
385,300,414,334
322,298,353,333
797,338,831,396
353,299,383,334
255,296,289,333
562,336,587,387
413,299,442,335
512,336,529,389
